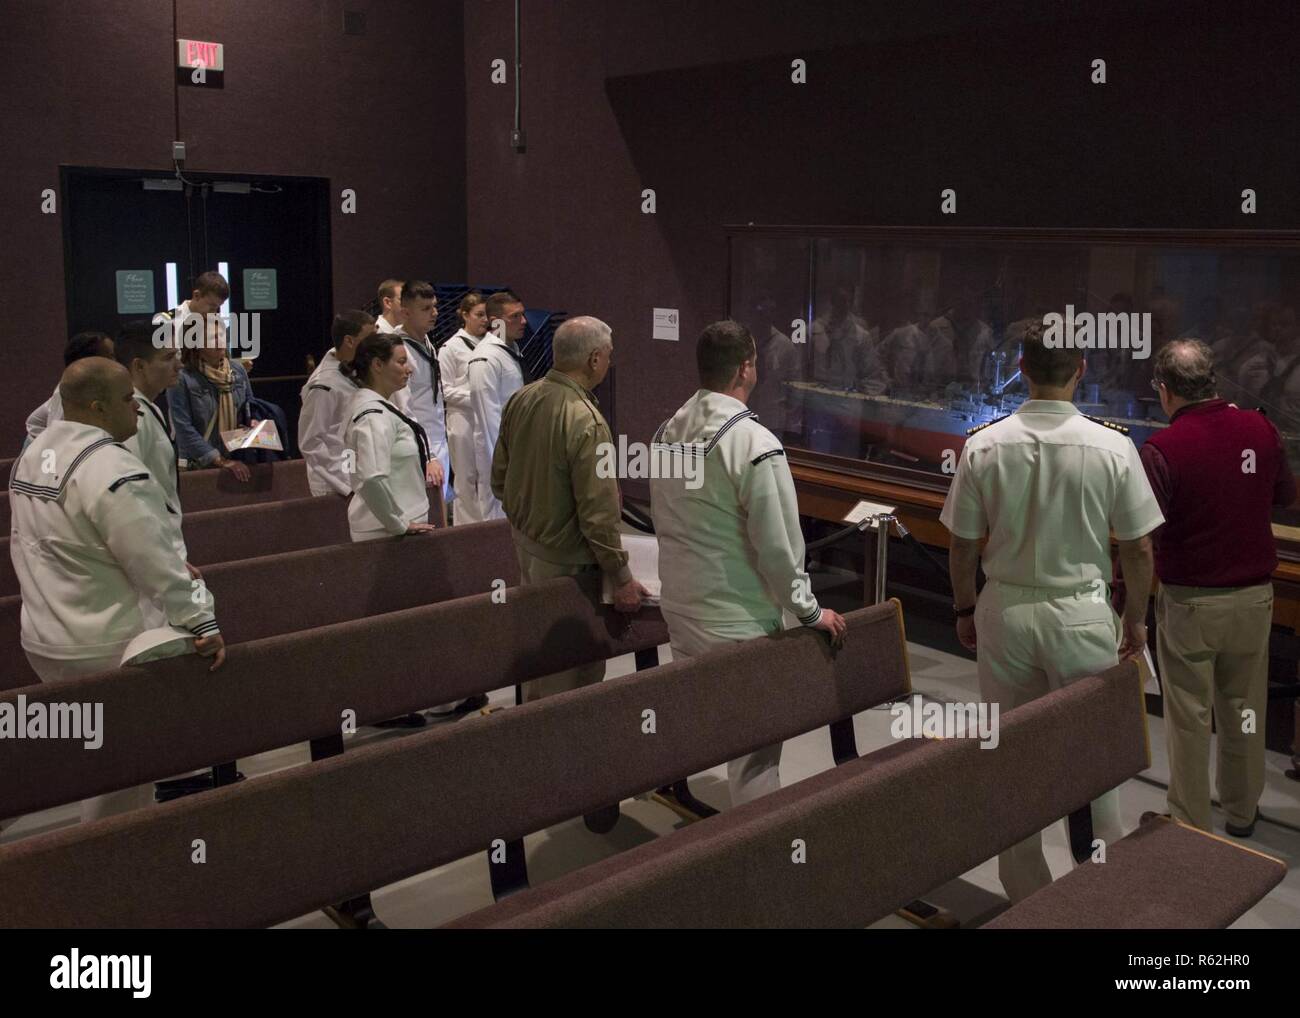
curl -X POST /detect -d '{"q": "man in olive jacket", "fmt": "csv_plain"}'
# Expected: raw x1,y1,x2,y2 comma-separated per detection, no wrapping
491,316,648,701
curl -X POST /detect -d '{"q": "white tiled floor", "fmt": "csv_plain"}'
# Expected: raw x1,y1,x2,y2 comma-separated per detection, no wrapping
6,637,1297,929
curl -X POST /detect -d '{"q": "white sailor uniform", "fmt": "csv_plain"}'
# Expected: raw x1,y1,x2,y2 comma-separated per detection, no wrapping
343,388,431,542
468,333,527,520
24,385,63,445
392,332,451,506
649,389,824,806
439,328,485,524
298,349,359,497
940,400,1164,901
8,421,220,821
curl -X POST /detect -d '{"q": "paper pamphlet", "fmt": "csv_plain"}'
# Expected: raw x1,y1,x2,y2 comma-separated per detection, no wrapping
220,418,284,452
603,533,662,605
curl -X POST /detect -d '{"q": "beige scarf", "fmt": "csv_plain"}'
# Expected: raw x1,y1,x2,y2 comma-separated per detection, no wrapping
200,357,239,441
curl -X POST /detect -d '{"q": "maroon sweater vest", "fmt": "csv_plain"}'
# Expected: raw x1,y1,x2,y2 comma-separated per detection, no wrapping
1140,399,1291,587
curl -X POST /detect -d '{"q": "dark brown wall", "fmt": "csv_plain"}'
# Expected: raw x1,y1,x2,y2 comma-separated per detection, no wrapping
0,0,465,448
464,0,1300,447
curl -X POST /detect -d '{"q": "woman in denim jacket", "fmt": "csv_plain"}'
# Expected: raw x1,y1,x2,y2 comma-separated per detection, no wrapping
169,334,254,481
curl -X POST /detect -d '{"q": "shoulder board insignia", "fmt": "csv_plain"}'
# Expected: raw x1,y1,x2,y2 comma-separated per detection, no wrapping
965,415,1010,437
1083,414,1130,436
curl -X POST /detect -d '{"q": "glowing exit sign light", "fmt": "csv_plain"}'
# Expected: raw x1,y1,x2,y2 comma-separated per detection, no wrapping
177,39,224,71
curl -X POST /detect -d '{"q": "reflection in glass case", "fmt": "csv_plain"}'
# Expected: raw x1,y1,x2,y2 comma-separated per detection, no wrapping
728,227,1300,531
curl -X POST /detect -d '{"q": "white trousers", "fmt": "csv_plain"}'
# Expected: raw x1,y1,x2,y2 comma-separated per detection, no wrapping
446,409,486,525
660,609,785,807
975,580,1128,902
17,651,155,826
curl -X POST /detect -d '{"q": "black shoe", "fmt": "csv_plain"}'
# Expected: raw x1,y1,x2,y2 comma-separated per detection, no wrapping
1225,809,1260,838
1140,811,1170,824
426,694,489,720
372,712,427,729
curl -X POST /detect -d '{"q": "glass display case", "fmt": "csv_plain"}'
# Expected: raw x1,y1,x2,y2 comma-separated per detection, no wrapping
728,226,1300,539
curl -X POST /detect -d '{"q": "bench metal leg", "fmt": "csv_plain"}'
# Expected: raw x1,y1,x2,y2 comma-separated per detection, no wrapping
1067,805,1094,865
322,896,387,930
309,733,345,761
155,761,243,801
210,761,239,787
829,717,859,766
488,838,530,900
310,733,383,929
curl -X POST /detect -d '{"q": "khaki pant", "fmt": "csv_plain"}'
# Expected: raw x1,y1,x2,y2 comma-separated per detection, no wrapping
513,543,606,702
661,609,785,807
975,580,1128,903
1157,583,1272,832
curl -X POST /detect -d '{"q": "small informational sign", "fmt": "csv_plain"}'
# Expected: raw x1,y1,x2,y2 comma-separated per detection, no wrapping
115,270,154,314
177,39,224,71
652,307,679,341
843,499,897,524
243,268,277,310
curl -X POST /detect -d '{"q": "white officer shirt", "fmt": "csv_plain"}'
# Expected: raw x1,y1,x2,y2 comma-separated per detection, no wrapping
9,421,218,661
298,349,358,497
343,388,430,540
439,328,482,508
375,316,401,335
125,387,186,558
468,334,527,519
649,389,822,626
940,399,1164,588
393,332,450,502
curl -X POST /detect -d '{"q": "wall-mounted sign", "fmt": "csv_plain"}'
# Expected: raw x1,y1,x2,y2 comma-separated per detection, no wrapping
177,39,224,71
652,307,679,341
115,270,154,314
243,269,278,310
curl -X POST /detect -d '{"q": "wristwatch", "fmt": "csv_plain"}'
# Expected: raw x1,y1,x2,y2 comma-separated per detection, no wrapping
954,604,976,618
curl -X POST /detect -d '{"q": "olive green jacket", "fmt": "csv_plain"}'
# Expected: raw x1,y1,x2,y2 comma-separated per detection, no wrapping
491,369,632,584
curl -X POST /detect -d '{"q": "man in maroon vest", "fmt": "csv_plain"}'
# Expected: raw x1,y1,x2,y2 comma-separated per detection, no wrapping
1141,339,1296,837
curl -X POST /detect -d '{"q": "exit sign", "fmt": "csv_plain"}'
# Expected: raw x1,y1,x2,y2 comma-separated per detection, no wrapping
177,39,224,72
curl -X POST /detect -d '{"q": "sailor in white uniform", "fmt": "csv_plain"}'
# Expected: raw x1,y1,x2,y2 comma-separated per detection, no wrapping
439,294,490,524
391,280,450,508
23,331,115,447
649,320,847,806
375,278,403,334
114,320,189,571
941,321,1163,902
469,290,529,520
340,332,435,542
299,311,373,497
7,359,224,822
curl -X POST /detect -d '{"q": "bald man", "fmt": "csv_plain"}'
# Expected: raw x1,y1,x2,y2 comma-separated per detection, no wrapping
7,359,224,822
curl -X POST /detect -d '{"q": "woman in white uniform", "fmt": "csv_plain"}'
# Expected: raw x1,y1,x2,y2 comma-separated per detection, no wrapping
438,292,490,524
341,333,436,542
